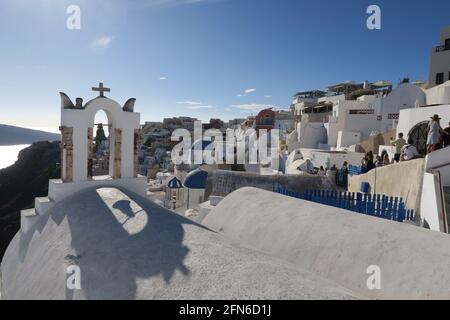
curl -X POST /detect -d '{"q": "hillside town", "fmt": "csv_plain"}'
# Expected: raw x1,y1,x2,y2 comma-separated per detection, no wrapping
2,18,450,300
119,26,450,231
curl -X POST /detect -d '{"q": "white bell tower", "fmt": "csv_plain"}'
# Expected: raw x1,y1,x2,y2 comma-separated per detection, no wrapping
20,83,147,233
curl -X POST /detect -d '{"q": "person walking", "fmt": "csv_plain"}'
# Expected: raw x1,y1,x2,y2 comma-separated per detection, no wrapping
317,166,326,176
390,132,406,162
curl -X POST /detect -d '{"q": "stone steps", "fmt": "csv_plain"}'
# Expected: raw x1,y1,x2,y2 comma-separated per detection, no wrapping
20,208,39,233
35,196,54,215
20,196,56,234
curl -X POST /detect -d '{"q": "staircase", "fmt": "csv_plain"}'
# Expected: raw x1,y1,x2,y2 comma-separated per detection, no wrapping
20,196,56,233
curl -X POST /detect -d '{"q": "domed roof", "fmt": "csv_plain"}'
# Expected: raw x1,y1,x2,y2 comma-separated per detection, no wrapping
167,177,183,188
0,187,355,299
184,169,208,189
192,139,212,151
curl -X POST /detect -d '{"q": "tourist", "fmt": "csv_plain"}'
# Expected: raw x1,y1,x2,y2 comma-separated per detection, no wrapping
401,138,420,161
336,162,348,187
443,122,450,148
367,151,375,171
426,114,445,154
326,164,337,182
317,166,326,176
382,152,390,166
375,155,383,167
390,132,406,162
341,161,348,173
361,153,369,171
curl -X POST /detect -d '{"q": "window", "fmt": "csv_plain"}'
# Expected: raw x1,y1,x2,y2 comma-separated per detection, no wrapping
445,38,450,50
436,73,444,85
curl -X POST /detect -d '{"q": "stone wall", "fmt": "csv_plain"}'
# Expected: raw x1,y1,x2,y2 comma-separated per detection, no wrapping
203,168,336,199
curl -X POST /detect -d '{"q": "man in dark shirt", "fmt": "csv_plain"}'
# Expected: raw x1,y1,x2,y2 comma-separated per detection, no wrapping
444,122,450,147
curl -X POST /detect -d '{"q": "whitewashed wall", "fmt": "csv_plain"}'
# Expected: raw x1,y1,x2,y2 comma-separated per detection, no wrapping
61,97,140,182
337,131,361,149
369,83,426,115
420,172,448,233
397,104,450,139
426,81,450,105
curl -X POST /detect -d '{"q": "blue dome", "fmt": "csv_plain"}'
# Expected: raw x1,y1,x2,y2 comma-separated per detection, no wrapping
192,139,212,151
167,177,183,189
184,169,208,189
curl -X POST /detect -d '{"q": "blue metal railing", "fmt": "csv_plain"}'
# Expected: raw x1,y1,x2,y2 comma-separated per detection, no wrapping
348,165,367,176
273,183,415,223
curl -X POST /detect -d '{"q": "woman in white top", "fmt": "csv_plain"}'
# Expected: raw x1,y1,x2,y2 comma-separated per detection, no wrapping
427,114,444,154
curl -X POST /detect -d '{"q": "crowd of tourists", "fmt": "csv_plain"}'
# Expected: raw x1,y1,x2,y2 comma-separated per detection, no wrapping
359,114,450,172
360,133,419,172
309,114,450,185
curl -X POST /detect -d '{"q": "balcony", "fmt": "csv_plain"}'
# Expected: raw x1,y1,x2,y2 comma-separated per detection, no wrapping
435,45,450,52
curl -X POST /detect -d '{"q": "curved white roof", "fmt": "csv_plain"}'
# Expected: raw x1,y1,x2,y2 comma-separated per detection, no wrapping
1,187,355,300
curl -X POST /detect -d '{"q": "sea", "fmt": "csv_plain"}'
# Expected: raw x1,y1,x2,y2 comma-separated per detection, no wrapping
0,144,30,170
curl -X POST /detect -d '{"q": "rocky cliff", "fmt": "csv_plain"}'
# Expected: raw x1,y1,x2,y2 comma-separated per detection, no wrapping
0,141,60,261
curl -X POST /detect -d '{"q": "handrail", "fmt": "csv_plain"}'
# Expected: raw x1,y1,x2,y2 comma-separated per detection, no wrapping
430,162,450,171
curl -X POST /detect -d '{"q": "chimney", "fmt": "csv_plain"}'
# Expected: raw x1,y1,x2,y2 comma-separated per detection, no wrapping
75,98,83,109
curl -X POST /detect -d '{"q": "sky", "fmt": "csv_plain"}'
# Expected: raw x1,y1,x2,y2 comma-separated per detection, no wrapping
0,0,450,131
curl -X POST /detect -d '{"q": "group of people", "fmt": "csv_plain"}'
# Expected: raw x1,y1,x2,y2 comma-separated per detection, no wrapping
316,164,338,177
360,131,421,172
390,132,420,163
426,114,450,154
315,163,348,187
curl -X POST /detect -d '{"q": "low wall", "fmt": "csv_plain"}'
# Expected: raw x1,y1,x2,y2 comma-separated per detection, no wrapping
203,168,335,198
48,177,148,202
356,129,396,155
348,159,425,215
426,147,450,186
420,172,448,233
203,187,450,299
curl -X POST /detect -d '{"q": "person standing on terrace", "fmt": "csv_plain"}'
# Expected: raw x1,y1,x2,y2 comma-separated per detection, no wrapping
427,114,446,154
391,132,406,162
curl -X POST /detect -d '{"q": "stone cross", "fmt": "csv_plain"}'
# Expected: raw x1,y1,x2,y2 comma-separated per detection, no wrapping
92,82,111,97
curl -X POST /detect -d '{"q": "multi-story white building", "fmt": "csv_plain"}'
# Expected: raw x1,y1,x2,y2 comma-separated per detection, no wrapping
428,26,450,88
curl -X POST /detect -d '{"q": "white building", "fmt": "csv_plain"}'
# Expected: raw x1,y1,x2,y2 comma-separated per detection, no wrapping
428,26,450,88
426,81,450,105
396,104,450,155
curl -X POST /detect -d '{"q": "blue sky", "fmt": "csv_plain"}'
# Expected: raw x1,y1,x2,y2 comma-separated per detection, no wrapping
1,0,450,130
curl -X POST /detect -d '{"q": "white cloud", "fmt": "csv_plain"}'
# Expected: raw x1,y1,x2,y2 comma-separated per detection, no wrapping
236,94,243,97
177,101,214,109
159,76,168,80
232,103,280,114
264,95,272,98
185,105,214,110
244,88,256,94
225,108,233,112
177,101,202,105
91,36,115,49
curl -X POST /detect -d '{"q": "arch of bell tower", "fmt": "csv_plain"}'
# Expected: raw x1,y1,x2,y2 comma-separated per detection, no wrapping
59,83,141,182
